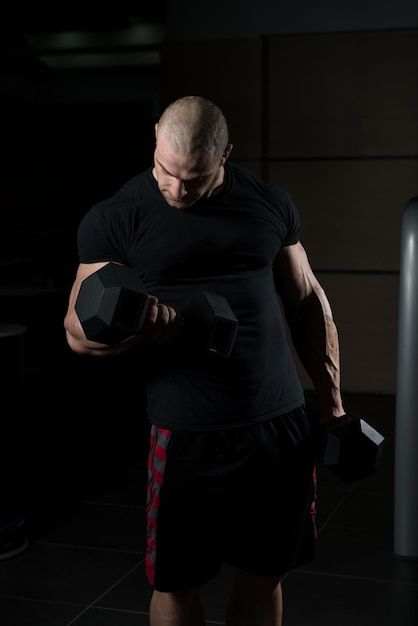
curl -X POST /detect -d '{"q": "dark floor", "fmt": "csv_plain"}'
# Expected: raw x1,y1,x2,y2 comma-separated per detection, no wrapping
1,381,417,625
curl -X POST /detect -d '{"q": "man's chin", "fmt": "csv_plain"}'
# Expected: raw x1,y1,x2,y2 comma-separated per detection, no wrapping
167,198,196,209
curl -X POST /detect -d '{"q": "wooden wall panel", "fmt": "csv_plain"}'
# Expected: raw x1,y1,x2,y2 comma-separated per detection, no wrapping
160,39,263,159
266,31,416,394
158,31,415,394
268,32,418,158
285,273,400,394
232,159,262,177
268,159,417,271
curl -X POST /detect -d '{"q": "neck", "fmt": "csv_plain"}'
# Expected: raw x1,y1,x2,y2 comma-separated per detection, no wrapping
207,166,226,198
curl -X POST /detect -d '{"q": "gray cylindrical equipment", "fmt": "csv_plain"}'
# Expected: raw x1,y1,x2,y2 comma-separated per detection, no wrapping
394,195,418,558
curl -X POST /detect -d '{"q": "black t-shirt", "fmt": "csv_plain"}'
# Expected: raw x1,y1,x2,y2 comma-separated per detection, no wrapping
77,162,305,430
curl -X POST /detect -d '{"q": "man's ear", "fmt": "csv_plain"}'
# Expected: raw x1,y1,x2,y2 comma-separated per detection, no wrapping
220,143,233,165
154,122,159,139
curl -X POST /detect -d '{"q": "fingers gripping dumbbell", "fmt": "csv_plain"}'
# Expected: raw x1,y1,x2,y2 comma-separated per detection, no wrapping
304,390,385,484
75,263,238,357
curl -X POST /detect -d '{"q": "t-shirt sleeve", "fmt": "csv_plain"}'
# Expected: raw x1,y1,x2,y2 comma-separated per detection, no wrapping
281,192,301,247
77,201,127,264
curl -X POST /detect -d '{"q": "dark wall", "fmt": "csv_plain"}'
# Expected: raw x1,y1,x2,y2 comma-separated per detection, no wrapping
1,98,154,228
160,30,418,394
2,1,417,515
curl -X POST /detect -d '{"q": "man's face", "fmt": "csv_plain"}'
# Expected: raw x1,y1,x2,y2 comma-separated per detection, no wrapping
153,135,225,210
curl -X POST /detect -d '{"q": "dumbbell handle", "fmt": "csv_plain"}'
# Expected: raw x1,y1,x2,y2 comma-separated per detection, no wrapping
109,287,238,357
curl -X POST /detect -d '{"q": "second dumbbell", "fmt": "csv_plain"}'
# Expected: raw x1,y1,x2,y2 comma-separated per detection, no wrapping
305,390,385,484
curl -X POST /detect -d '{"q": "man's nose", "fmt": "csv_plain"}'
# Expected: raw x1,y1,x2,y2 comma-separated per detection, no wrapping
171,179,187,200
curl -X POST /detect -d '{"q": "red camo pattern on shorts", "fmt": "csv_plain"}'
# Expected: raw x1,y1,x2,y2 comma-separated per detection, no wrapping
145,425,171,585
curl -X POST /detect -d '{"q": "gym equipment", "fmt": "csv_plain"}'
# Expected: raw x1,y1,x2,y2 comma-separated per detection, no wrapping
75,263,150,346
179,290,238,358
75,262,238,357
305,390,385,484
394,195,418,558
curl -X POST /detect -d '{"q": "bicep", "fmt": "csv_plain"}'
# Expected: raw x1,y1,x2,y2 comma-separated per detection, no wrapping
274,242,334,330
274,242,319,304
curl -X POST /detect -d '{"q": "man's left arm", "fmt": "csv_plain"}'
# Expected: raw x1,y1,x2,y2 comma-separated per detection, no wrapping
274,241,345,424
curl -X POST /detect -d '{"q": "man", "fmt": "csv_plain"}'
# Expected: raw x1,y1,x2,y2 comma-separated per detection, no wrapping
64,95,345,626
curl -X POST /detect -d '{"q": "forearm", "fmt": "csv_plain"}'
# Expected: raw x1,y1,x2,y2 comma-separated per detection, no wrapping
62,272,141,356
64,275,182,357
64,307,141,357
286,286,344,419
274,242,344,421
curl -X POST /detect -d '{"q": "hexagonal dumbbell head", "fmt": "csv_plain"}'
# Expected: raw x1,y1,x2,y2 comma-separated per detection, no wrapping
180,291,238,358
75,263,150,345
318,414,385,484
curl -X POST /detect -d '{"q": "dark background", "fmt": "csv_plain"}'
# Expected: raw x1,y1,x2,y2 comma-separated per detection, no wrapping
1,2,417,514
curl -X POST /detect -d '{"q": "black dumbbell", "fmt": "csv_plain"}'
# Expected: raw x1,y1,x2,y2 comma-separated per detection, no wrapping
75,263,150,346
304,390,385,484
75,263,238,357
179,290,238,358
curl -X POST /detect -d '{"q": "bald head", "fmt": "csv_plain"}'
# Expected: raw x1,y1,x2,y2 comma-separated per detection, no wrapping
156,96,230,161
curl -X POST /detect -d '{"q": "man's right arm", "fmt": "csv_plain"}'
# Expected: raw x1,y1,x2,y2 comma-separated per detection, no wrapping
63,262,182,357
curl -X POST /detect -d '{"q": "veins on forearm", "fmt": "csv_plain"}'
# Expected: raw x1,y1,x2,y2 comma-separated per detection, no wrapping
286,289,341,395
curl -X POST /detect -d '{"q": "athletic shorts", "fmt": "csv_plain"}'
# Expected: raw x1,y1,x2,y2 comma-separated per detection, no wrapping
145,406,317,592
